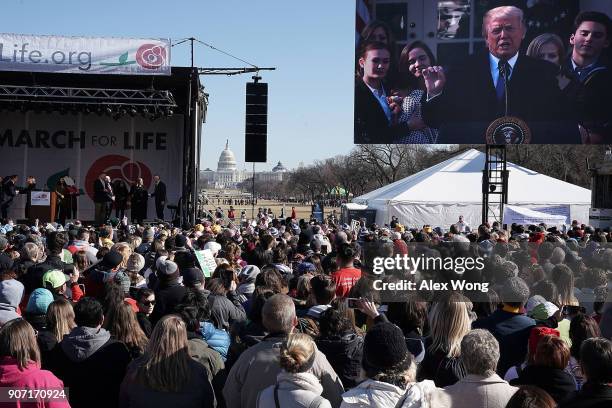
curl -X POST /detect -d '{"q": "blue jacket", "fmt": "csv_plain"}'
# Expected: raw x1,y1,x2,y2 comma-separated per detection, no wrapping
201,321,230,361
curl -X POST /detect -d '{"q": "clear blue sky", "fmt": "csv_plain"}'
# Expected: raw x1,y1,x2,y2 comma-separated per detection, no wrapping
3,0,356,171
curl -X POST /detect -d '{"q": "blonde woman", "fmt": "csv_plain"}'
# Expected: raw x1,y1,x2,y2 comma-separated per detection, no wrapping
526,33,571,89
38,298,76,369
119,315,215,408
103,303,148,359
0,319,70,408
258,333,332,408
417,292,471,387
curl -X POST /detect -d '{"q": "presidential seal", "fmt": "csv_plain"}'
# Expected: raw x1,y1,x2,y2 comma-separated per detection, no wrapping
485,116,531,144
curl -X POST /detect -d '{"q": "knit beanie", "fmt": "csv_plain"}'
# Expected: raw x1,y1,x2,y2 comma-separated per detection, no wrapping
126,253,145,273
114,271,131,294
143,228,154,241
25,288,54,314
102,251,124,269
363,322,412,373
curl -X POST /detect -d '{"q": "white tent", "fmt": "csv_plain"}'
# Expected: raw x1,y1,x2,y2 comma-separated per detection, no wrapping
503,205,568,226
352,149,591,228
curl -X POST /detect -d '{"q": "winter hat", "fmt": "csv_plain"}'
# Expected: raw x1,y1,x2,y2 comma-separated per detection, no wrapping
175,234,187,248
143,228,154,241
525,295,546,315
102,251,124,269
500,276,530,305
239,265,261,284
42,269,67,289
158,259,179,277
126,253,145,273
203,241,222,256
297,262,316,275
528,327,560,358
237,265,261,295
26,288,54,314
529,302,559,321
363,322,413,373
0,279,24,308
114,271,131,294
182,267,205,286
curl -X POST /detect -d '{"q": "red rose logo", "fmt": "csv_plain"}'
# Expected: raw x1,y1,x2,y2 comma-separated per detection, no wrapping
136,44,167,69
85,155,153,200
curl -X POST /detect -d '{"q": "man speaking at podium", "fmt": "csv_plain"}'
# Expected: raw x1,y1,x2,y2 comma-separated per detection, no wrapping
422,6,576,143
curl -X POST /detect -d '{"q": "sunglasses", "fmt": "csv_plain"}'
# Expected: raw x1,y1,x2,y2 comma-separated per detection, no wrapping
141,300,156,306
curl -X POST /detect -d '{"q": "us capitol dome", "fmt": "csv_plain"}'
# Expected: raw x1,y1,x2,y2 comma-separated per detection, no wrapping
200,140,289,189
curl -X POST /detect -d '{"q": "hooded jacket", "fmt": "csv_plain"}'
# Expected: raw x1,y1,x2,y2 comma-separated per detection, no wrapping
257,371,332,408
47,326,131,408
223,334,344,408
316,333,364,389
340,378,438,408
0,357,70,408
0,279,24,326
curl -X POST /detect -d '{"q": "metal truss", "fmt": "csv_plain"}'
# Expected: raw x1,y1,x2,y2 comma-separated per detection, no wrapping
0,85,177,107
198,67,275,76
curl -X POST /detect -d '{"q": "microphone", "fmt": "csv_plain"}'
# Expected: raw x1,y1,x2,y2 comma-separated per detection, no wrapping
502,61,509,117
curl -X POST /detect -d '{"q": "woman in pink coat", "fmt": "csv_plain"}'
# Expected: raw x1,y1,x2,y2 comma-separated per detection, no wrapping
0,318,70,408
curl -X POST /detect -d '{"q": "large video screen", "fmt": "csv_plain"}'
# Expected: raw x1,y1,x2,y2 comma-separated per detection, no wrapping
354,0,612,144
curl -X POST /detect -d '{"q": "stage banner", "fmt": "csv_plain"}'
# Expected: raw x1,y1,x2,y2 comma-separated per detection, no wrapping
0,111,183,221
0,33,170,75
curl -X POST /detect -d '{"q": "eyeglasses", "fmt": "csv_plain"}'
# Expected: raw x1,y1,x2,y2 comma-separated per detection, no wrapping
141,300,156,306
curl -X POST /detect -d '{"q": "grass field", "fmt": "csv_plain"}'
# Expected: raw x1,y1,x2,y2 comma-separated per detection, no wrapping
200,190,339,221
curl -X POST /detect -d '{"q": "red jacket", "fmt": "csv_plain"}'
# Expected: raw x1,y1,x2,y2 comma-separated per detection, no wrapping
0,357,70,408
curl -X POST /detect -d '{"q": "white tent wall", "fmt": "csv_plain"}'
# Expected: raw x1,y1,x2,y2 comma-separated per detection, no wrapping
353,149,591,229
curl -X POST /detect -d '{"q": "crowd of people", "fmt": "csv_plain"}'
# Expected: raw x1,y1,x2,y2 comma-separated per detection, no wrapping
0,208,610,407
355,6,612,144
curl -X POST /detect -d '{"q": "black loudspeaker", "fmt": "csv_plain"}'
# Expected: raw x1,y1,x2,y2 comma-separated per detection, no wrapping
245,82,268,163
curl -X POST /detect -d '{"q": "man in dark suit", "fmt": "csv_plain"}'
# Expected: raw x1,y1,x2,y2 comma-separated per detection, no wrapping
150,175,167,220
422,5,576,143
93,173,113,225
0,175,18,221
354,41,398,144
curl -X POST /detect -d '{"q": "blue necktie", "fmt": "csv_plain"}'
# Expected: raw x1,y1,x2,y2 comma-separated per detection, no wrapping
496,60,510,102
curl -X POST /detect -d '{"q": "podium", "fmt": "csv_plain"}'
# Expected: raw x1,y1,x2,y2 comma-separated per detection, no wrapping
27,191,57,223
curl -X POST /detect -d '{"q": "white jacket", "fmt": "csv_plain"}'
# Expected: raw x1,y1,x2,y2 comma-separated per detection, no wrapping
340,379,438,408
257,371,332,408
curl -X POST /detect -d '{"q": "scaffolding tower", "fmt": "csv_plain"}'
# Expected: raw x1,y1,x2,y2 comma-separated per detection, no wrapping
482,145,509,225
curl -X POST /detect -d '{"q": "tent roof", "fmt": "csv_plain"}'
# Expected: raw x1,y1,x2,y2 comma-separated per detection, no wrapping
354,149,590,205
